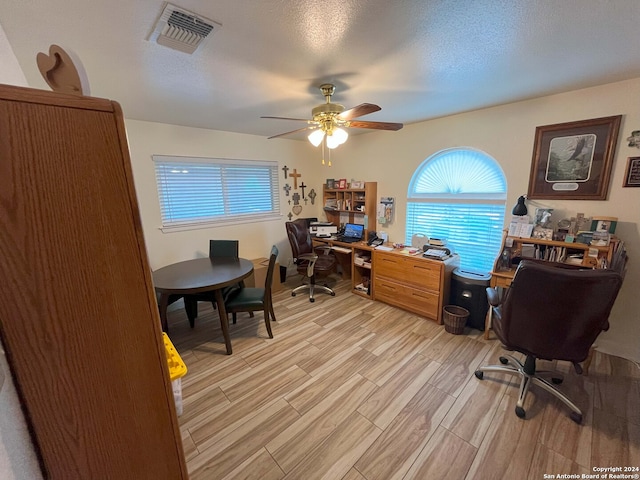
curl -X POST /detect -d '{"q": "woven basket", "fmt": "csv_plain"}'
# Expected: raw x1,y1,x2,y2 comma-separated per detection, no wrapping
442,305,470,335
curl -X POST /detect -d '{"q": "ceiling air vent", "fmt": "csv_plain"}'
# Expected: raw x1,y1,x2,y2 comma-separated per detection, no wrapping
148,3,221,54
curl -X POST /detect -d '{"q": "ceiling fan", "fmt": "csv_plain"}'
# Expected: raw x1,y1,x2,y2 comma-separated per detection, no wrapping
262,83,403,150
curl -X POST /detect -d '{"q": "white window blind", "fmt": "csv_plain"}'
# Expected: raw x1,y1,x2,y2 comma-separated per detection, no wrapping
406,148,507,273
153,156,280,230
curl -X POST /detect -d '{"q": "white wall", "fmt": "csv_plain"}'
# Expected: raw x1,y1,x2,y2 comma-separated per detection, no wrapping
0,20,44,480
326,78,640,362
124,120,325,271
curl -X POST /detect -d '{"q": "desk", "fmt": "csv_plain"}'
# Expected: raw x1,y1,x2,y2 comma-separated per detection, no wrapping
153,257,253,354
313,236,373,280
484,269,514,339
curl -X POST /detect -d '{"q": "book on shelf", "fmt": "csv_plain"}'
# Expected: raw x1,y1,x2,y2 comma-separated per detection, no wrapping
324,199,338,210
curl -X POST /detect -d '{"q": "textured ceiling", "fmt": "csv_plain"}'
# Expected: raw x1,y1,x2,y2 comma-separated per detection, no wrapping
2,0,640,140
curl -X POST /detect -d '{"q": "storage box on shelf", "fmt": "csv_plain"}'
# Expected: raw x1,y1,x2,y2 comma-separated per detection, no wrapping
323,181,377,238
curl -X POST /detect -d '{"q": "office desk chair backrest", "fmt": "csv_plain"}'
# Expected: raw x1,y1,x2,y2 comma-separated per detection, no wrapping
285,218,336,302
476,259,623,423
496,260,623,364
286,219,314,258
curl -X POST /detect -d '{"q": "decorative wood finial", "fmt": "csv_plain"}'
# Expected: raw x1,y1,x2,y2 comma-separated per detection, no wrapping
36,44,90,96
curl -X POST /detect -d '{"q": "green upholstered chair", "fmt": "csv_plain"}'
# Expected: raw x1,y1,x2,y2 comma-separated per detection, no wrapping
224,245,278,338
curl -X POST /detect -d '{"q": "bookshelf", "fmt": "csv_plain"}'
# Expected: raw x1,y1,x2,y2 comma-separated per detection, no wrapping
353,249,372,298
491,234,620,289
322,181,377,238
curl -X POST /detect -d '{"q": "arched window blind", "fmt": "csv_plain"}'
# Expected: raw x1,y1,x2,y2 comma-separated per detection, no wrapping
406,148,507,273
154,155,280,231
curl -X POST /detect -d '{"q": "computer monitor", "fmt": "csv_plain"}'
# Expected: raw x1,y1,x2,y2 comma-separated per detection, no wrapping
343,223,364,240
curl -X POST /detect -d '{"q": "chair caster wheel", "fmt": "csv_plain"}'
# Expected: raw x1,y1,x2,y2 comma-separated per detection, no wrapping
570,412,583,424
499,356,509,365
291,292,296,297
515,406,526,419
309,298,315,303
552,377,563,385
474,371,484,380
330,292,335,296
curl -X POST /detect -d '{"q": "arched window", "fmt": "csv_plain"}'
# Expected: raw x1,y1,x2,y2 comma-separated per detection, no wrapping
406,148,507,273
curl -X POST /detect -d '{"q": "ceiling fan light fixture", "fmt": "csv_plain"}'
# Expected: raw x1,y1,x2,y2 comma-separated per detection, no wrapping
326,133,341,149
333,127,348,145
308,129,325,147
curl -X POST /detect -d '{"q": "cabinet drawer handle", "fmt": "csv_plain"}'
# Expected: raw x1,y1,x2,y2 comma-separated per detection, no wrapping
381,258,398,264
413,265,434,273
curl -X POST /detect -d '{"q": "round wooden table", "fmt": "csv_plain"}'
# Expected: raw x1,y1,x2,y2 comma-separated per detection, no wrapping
153,257,253,354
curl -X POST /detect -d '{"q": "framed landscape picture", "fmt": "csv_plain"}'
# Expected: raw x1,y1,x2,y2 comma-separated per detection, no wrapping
527,115,621,200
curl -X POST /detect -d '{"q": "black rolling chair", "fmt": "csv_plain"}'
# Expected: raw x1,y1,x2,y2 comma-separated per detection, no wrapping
475,260,622,423
285,219,336,302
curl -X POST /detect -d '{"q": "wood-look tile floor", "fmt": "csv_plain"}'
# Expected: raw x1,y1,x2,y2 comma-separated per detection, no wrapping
167,277,640,480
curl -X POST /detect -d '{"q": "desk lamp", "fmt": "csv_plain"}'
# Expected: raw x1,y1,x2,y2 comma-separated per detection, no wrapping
512,196,528,216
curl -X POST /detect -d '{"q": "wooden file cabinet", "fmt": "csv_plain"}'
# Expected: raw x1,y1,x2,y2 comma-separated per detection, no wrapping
373,250,459,323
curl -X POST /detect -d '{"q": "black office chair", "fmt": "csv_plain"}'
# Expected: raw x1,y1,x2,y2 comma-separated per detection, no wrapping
285,218,336,302
224,246,279,338
475,260,622,423
182,240,243,327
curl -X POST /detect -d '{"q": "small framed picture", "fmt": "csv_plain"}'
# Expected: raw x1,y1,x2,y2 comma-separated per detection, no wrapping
326,178,335,189
338,178,347,189
350,180,364,189
623,156,640,187
590,216,617,234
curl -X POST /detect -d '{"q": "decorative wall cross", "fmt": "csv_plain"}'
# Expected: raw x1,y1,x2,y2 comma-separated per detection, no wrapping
308,188,317,205
289,169,301,189
300,182,307,199
283,183,291,196
282,165,289,178
291,192,301,205
287,212,293,220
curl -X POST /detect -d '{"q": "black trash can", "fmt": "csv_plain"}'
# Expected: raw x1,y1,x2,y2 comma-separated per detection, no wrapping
449,268,491,331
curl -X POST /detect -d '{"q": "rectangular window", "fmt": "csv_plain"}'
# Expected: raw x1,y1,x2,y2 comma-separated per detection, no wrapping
406,201,505,273
153,155,280,231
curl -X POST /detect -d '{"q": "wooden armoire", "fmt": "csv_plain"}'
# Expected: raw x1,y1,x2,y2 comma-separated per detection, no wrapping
0,84,188,478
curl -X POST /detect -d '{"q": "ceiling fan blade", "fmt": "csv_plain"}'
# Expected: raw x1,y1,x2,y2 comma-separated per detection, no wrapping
338,103,381,120
261,116,313,123
267,126,316,139
348,120,403,131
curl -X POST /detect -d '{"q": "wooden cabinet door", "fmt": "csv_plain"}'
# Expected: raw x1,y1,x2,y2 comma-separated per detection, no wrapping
0,85,187,479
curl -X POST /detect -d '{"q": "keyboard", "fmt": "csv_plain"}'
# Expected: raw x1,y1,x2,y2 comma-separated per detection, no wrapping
338,236,362,243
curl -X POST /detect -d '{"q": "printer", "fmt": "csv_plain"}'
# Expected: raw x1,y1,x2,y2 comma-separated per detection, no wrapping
309,221,337,238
